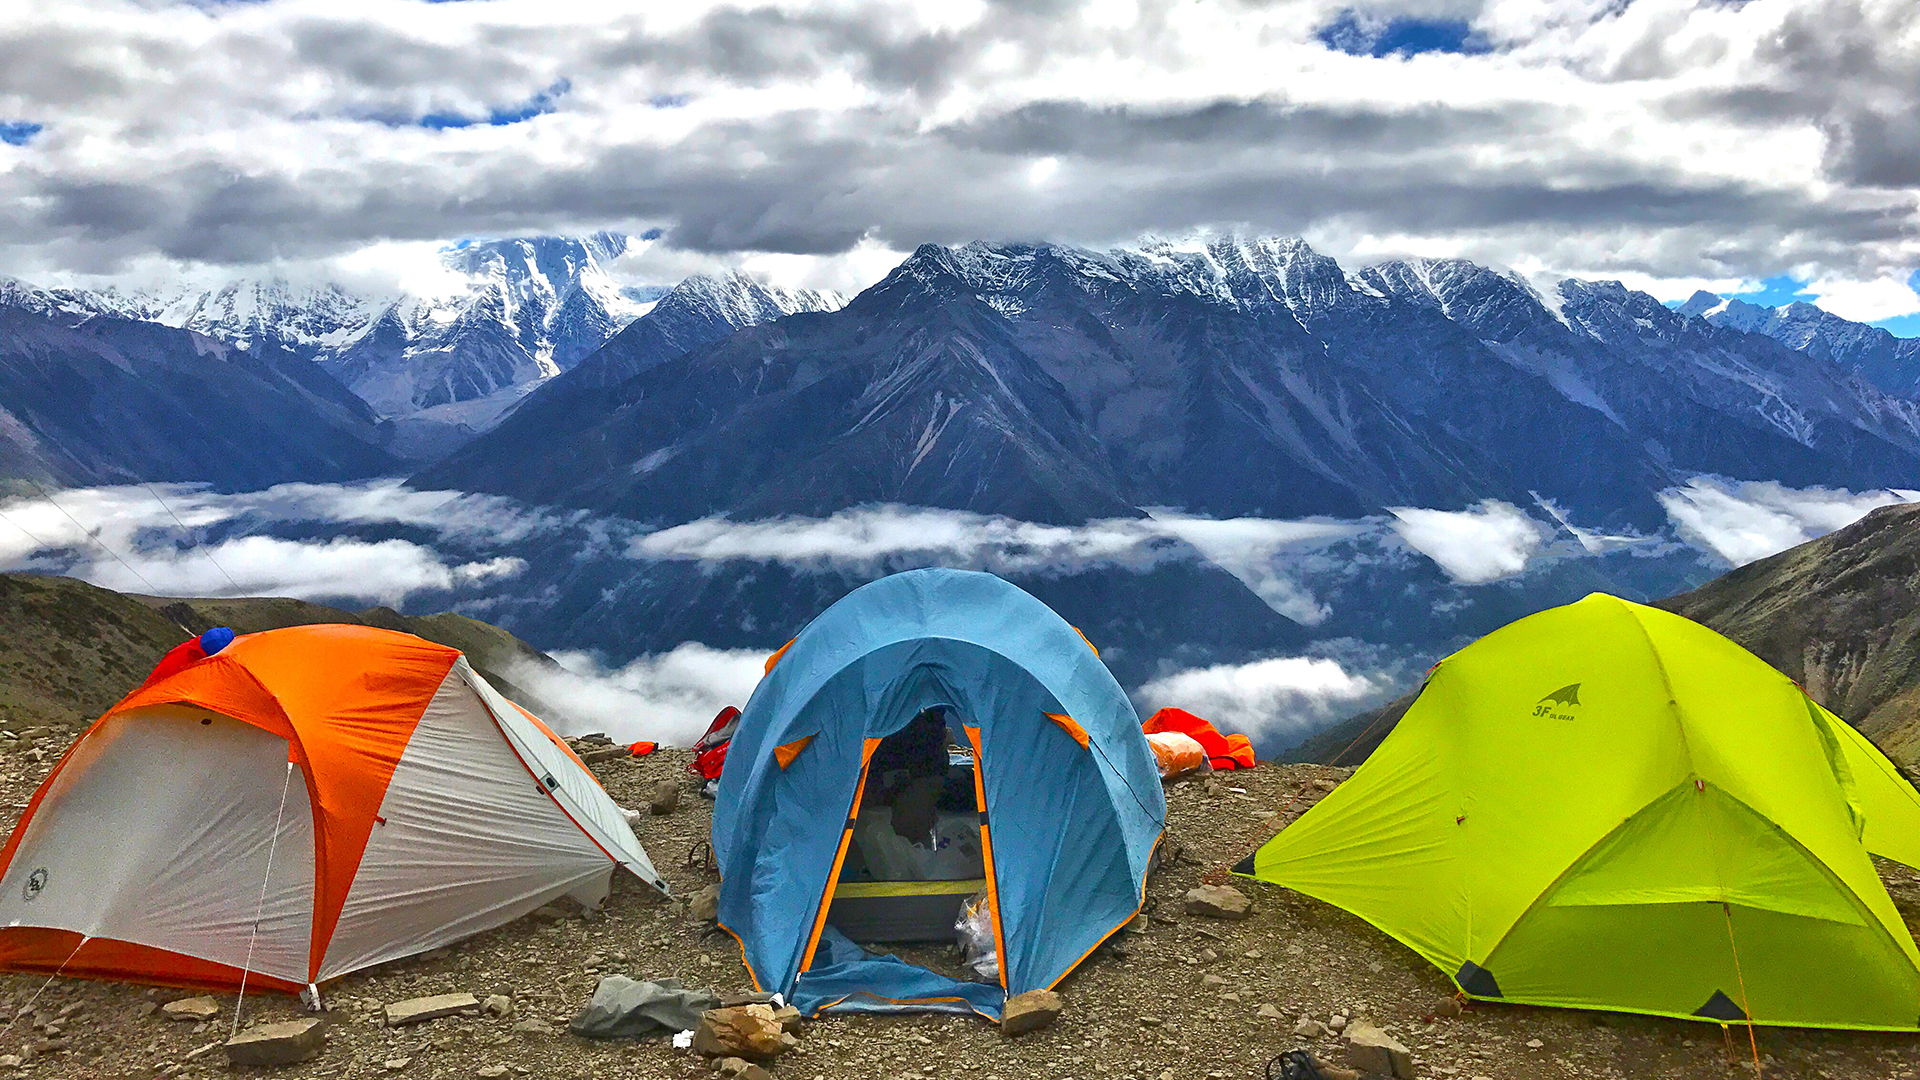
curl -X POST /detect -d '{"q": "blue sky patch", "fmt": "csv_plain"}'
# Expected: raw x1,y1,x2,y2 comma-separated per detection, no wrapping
414,79,570,130
0,121,44,146
1671,271,1920,338
1316,11,1490,57
649,94,691,109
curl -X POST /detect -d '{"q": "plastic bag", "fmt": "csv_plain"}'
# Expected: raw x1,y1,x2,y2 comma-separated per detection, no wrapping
1147,731,1208,779
954,892,999,981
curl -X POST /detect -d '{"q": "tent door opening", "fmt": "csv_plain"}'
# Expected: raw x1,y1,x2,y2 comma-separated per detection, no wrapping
827,708,987,942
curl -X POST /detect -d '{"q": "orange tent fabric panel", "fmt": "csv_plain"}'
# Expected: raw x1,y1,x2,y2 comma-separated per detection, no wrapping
765,638,796,674
774,735,814,770
1143,707,1254,770
0,928,305,995
1043,712,1091,750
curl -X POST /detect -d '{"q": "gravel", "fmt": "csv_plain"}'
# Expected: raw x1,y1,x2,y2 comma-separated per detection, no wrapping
0,743,1914,1078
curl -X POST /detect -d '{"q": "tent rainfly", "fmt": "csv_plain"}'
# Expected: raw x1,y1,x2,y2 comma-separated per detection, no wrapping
714,569,1166,1021
0,624,665,995
1241,592,1920,1030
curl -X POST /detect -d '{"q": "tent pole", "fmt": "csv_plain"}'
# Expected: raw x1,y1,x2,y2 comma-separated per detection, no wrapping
232,759,296,1040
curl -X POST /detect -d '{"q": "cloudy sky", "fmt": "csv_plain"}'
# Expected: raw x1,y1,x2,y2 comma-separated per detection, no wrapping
1,0,1916,329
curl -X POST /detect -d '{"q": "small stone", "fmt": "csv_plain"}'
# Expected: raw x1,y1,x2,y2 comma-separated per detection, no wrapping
1256,1004,1286,1021
511,1019,555,1038
649,780,681,815
1345,1022,1415,1080
687,884,721,923
1433,997,1462,1019
481,994,515,1019
1183,884,1252,920
385,993,482,1026
770,1005,803,1035
477,1068,508,1079
1000,989,1063,1036
224,1018,326,1067
530,903,570,923
713,1059,773,1080
1293,1018,1327,1039
383,1058,412,1072
0,1055,19,1069
583,954,605,970
1526,1038,1544,1049
1328,1013,1348,1033
693,1005,795,1061
1309,1057,1362,1080
132,1002,159,1020
1139,1016,1164,1027
161,997,220,1022
1202,973,1228,987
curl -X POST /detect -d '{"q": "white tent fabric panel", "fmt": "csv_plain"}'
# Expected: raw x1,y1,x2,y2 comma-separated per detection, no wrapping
0,707,316,983
456,660,669,894
317,671,613,980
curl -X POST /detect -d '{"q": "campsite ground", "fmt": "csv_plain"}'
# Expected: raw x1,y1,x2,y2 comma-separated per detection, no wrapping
1,743,1917,1080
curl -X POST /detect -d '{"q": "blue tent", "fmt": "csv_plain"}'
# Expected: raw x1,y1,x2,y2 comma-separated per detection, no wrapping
713,568,1166,1020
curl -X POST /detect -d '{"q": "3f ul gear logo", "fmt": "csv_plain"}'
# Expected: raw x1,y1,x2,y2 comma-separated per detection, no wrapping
1533,683,1581,721
21,868,47,902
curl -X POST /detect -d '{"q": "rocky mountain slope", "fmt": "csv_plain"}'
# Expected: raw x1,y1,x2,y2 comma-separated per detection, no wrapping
0,287,397,490
418,271,843,489
424,239,1920,532
1680,291,1920,400
0,572,563,734
1656,501,1920,763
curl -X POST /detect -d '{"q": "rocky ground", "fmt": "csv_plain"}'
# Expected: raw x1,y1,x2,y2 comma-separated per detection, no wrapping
0,734,1918,1079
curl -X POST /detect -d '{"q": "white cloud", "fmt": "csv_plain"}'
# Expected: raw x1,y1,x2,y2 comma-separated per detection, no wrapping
508,644,769,746
1808,273,1920,324
0,479,554,605
2,0,1916,300
630,503,1362,624
1133,655,1380,743
1657,476,1919,566
84,536,525,606
1387,500,1549,584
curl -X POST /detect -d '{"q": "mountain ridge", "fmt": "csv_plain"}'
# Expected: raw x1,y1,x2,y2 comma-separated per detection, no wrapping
422,237,1920,534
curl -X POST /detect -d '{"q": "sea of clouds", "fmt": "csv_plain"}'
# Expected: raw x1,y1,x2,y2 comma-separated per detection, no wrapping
0,475,1907,747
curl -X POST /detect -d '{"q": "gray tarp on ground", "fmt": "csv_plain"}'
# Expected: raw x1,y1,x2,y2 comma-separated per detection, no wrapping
569,976,719,1039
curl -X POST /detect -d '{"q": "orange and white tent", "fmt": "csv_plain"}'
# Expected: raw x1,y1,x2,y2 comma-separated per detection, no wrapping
0,624,664,994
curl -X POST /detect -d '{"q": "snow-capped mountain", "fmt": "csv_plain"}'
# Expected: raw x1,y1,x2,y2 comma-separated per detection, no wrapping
36,233,659,435
0,279,397,488
423,238,1920,533
417,271,844,490
1679,292,1920,400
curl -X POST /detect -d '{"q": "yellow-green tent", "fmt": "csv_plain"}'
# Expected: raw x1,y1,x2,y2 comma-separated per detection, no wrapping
1241,593,1920,1030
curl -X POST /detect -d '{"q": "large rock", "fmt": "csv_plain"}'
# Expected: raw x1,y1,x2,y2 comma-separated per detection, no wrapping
385,993,481,1026
692,1005,796,1061
162,997,220,1022
1000,989,1063,1036
649,780,681,815
1345,1022,1415,1079
224,1018,326,1066
1183,883,1253,920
